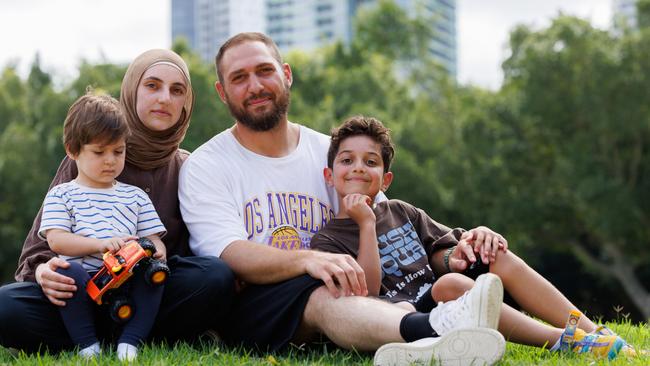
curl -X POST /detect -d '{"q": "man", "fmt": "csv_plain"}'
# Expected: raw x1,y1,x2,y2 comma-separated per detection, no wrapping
179,32,505,365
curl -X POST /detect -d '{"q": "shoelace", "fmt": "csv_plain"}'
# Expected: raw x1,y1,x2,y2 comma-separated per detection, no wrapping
594,326,643,356
573,334,612,350
431,292,470,334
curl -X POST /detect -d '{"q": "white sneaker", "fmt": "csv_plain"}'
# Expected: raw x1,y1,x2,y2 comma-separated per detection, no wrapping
374,328,505,366
117,343,138,362
78,342,101,359
429,273,503,335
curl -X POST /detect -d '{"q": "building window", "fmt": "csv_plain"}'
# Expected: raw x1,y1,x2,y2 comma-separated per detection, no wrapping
437,0,455,9
317,17,333,26
317,4,332,12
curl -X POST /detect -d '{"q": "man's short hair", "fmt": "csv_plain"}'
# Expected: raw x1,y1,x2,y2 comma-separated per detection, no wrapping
328,116,395,173
215,32,283,85
63,90,129,155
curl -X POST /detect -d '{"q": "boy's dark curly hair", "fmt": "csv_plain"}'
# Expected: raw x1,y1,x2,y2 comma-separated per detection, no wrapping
328,116,394,173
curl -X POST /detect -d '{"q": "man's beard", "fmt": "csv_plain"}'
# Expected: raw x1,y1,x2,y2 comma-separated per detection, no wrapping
227,87,290,132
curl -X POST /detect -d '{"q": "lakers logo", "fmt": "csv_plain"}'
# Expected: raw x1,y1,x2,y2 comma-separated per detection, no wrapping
268,226,302,250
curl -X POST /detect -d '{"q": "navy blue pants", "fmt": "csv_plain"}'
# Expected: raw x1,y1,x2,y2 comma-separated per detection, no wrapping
56,261,163,348
0,255,235,353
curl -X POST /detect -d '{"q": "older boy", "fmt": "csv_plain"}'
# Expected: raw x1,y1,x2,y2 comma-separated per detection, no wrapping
311,115,633,361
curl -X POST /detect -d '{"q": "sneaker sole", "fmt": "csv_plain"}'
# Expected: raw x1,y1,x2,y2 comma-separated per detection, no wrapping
374,328,505,366
473,274,503,330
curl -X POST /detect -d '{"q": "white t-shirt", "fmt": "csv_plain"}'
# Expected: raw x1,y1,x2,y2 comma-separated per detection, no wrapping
39,180,166,271
179,125,339,257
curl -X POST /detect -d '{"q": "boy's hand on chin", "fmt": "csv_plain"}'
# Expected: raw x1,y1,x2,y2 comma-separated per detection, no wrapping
343,193,375,225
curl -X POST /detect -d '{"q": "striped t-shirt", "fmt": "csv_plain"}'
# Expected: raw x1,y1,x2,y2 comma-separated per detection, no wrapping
39,180,166,271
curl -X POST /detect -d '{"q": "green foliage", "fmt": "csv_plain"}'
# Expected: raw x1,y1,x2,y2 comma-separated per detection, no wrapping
173,40,234,152
288,42,405,134
354,0,435,62
0,58,71,281
498,15,650,319
503,18,650,256
637,0,650,29
69,61,125,98
0,67,28,134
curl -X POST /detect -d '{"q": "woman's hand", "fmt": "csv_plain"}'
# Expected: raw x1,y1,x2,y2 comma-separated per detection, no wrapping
462,226,508,264
148,235,167,262
35,257,76,306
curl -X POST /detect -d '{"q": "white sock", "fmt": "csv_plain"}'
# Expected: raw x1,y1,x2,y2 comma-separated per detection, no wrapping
78,342,101,358
117,343,138,361
550,335,562,352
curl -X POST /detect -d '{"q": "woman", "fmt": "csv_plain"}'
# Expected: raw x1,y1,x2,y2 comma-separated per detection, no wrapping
0,49,235,352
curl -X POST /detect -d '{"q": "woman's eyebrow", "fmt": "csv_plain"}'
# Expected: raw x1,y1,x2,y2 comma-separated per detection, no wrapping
142,76,162,82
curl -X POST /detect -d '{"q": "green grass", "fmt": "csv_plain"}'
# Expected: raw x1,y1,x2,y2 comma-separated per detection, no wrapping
1,321,647,365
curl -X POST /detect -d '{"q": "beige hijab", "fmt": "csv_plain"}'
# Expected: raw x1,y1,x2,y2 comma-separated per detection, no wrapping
120,49,194,170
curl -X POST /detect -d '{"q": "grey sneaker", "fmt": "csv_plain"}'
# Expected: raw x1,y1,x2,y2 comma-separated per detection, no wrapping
199,329,222,343
429,273,503,335
374,328,505,366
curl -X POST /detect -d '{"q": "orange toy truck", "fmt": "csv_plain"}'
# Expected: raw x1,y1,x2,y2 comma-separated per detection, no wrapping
86,237,170,322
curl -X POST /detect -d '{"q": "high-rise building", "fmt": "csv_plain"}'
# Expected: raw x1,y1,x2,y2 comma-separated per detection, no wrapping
386,0,457,76
266,0,358,51
171,0,457,76
172,0,266,62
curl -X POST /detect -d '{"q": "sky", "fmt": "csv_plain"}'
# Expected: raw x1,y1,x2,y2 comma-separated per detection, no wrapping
1,0,613,90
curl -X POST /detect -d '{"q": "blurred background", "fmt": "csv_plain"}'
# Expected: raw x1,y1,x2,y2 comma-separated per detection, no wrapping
0,0,648,322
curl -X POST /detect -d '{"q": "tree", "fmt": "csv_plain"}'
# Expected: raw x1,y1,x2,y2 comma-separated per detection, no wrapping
172,39,234,151
501,16,650,319
0,59,70,281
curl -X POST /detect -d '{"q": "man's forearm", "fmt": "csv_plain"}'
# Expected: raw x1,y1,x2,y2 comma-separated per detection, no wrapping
220,240,314,284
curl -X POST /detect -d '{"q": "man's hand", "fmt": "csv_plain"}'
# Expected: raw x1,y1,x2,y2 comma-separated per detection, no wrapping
35,257,76,306
343,193,375,226
462,226,508,264
304,251,368,298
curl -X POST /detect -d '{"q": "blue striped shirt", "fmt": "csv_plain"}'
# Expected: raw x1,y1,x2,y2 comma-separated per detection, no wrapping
39,180,166,271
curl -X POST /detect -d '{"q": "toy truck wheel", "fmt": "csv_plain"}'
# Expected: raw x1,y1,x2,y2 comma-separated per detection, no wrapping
145,261,170,286
110,295,134,323
138,237,156,257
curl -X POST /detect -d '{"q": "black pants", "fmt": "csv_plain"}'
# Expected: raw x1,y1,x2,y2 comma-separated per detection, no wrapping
220,274,323,352
0,255,235,353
